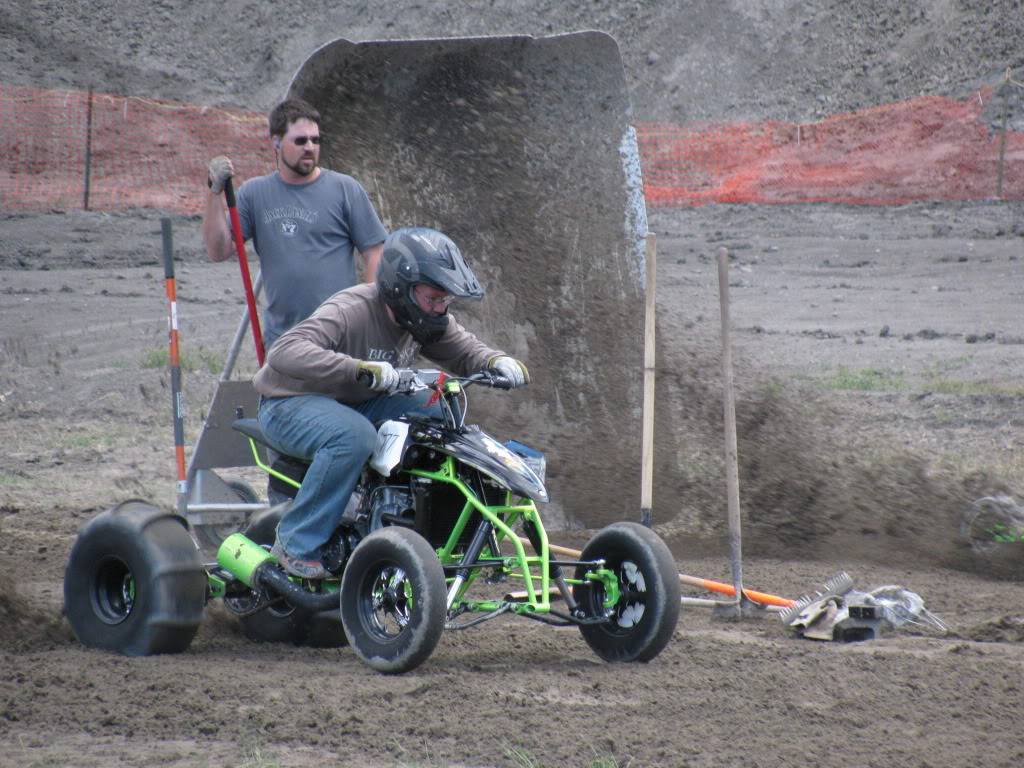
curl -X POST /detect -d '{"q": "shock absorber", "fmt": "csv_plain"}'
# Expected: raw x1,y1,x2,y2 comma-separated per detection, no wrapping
446,517,493,611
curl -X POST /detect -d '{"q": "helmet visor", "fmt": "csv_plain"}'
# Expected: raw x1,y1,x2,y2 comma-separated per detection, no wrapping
413,283,456,315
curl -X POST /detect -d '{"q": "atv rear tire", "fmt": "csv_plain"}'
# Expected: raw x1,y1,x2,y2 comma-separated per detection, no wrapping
233,505,347,648
64,500,206,656
341,527,446,673
573,522,680,663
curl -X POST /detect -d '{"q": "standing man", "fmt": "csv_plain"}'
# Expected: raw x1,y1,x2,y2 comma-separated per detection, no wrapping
201,97,388,351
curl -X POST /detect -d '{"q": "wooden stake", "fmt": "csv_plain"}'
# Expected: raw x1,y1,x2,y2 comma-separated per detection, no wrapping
717,246,746,616
640,232,657,527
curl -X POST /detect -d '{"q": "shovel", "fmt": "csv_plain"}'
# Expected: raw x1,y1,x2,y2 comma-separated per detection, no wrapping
223,177,266,366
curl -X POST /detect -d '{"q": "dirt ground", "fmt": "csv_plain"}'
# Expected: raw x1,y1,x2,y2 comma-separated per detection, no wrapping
3,2,1024,767
2,202,1023,768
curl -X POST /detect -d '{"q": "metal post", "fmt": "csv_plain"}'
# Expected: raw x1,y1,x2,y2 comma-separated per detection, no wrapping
996,83,1009,200
83,86,94,210
640,233,657,527
220,272,263,382
162,218,188,516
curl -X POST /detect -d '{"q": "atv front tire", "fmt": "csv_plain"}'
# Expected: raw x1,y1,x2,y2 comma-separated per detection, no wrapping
340,527,446,673
573,522,680,663
232,505,347,648
64,500,206,656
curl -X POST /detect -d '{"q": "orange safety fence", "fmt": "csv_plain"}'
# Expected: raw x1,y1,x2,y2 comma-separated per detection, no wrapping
1,83,1021,213
0,84,272,214
638,87,1024,207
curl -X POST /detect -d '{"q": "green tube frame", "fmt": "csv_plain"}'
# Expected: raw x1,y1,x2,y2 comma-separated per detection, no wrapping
248,438,301,490
245,438,585,616
408,455,555,615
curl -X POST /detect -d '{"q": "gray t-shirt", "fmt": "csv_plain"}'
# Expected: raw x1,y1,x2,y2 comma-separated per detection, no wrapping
237,169,388,349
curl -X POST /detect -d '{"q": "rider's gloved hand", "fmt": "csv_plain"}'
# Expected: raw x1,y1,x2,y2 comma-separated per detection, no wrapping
358,360,400,393
487,355,530,388
207,155,235,193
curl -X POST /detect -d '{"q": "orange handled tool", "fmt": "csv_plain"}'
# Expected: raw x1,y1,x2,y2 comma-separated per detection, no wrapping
223,177,266,367
533,539,796,609
161,218,188,516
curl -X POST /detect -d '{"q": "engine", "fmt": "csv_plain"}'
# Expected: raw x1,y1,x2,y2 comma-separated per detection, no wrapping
367,485,416,531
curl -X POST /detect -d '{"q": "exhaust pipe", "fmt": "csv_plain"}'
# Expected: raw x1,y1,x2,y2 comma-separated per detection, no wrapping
218,533,340,612
255,566,339,611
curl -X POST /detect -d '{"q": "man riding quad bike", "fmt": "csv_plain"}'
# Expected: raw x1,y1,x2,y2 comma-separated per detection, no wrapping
64,228,681,673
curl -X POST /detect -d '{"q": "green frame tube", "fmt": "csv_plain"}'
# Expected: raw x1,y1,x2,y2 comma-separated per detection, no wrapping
242,437,587,617
408,455,553,614
248,438,301,490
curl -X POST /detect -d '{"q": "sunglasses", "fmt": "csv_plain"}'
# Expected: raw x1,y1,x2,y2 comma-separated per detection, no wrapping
290,135,321,146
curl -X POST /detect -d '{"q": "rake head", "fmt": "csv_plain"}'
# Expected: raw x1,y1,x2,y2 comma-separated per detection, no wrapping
778,571,855,626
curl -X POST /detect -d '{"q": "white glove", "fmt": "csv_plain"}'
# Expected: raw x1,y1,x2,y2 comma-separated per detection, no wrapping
488,356,530,388
358,360,400,393
207,155,234,194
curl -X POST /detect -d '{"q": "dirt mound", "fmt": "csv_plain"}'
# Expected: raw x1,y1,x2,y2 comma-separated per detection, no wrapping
964,614,1024,643
0,569,72,653
3,1,1022,123
652,342,986,571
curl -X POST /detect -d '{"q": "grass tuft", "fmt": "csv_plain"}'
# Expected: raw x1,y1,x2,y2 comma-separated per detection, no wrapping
141,346,224,374
505,746,620,768
822,366,905,391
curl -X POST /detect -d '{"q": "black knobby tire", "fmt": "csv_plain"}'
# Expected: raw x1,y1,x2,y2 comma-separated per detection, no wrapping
340,527,447,673
63,500,207,656
233,505,347,648
572,522,681,663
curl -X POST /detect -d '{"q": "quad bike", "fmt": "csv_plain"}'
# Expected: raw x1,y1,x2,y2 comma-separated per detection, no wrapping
64,369,681,673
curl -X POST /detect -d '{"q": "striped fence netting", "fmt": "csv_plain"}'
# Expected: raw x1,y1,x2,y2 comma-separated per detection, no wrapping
638,86,1024,207
0,84,272,214
1,81,1021,213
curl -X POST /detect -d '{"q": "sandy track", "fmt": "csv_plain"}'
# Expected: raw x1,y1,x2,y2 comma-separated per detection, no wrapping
2,203,1023,767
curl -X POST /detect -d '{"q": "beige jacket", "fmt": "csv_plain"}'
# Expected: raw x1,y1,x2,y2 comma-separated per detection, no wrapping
253,283,502,404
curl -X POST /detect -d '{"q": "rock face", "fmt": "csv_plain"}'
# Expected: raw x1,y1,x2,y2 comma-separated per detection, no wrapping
291,33,647,524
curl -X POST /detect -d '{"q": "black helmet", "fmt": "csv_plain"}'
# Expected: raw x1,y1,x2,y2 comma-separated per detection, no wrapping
377,227,484,344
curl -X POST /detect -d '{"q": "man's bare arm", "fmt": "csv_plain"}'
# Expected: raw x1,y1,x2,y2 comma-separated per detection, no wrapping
361,241,384,282
201,190,235,262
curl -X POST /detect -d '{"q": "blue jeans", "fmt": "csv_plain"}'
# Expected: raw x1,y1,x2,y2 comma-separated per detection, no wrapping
258,391,442,560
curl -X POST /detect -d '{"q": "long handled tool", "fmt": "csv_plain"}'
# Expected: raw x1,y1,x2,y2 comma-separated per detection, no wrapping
521,538,796,609
161,218,188,517
223,177,266,366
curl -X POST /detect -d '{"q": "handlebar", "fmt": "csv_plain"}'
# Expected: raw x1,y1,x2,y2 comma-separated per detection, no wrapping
462,370,515,391
359,368,516,394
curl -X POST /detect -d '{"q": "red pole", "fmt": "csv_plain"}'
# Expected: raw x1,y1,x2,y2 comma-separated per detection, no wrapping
223,178,266,366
